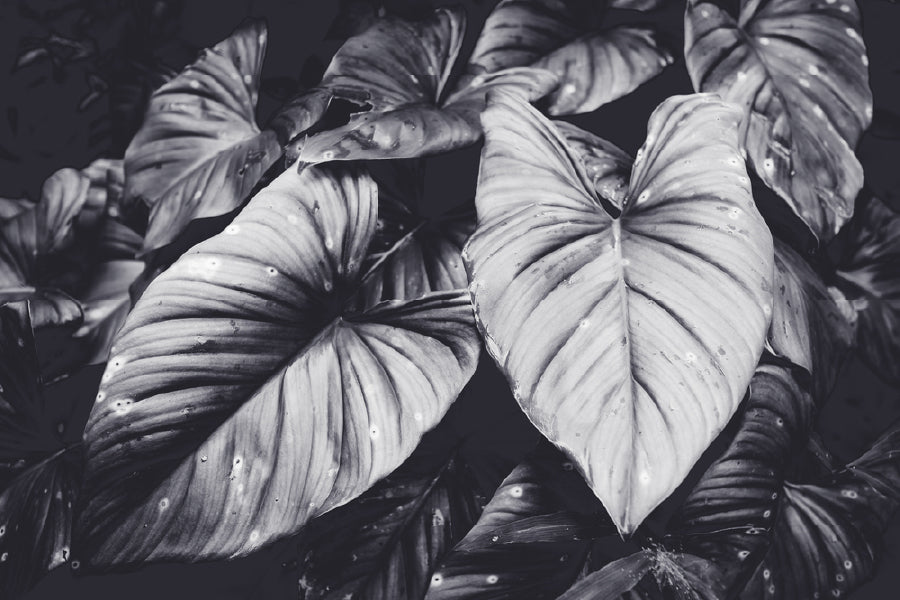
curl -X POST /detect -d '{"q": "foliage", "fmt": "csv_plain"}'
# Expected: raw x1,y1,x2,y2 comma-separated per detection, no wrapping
1,1,898,599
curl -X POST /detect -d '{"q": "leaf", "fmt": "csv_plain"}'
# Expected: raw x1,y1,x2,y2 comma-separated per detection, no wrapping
768,240,856,397
666,361,813,594
124,20,283,252
554,120,632,210
426,444,614,599
609,0,663,9
534,26,673,116
0,304,80,599
557,552,653,599
684,0,873,241
465,91,774,534
294,435,486,599
292,9,557,165
740,422,900,599
834,196,900,384
77,164,481,567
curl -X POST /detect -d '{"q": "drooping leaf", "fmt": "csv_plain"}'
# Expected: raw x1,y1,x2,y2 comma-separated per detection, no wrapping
834,195,900,384
554,120,632,209
465,91,774,534
684,0,873,241
740,421,900,599
294,433,486,600
77,164,481,567
291,9,557,165
124,20,284,252
534,26,673,116
0,304,80,599
768,240,856,397
426,444,614,599
666,361,813,594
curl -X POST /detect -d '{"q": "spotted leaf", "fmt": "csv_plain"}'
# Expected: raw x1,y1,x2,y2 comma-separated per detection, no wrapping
465,91,773,534
77,164,480,567
834,195,900,384
124,20,284,252
685,0,873,241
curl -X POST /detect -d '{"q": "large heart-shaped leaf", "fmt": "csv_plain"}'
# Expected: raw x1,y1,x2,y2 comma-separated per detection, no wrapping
0,304,80,599
426,444,613,599
834,195,900,384
465,91,773,534
740,421,900,599
294,431,486,600
124,20,286,252
291,9,557,165
768,240,856,398
666,361,813,594
684,0,873,241
77,163,481,567
534,26,673,116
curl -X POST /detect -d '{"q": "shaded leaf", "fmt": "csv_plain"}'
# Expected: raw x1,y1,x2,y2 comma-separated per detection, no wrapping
557,552,653,599
834,196,900,384
768,240,856,397
535,26,673,116
124,20,282,252
77,164,480,566
741,421,900,599
609,0,663,9
465,92,773,533
295,438,486,599
684,0,873,241
554,120,632,209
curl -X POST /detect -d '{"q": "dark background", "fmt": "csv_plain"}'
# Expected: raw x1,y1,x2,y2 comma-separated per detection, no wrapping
0,0,898,598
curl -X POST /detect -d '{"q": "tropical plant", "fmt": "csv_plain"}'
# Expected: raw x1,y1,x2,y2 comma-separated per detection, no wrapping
1,1,899,599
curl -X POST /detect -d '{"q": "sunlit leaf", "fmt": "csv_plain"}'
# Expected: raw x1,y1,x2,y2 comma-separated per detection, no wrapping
740,421,900,599
124,20,283,252
0,304,79,599
768,240,856,397
295,433,486,600
77,164,480,567
834,195,900,384
685,0,873,241
465,91,773,534
535,26,673,116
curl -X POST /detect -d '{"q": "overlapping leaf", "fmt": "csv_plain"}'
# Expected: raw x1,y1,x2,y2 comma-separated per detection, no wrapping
426,444,612,599
295,436,486,599
768,240,856,397
292,8,557,165
740,421,900,599
685,0,873,241
554,120,632,209
465,91,774,534
77,163,481,567
834,196,900,384
124,20,291,252
0,304,80,599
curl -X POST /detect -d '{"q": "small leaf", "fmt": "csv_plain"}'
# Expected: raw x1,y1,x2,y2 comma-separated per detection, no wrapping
685,0,873,241
124,20,283,252
768,240,856,397
0,304,80,599
77,164,481,566
295,435,486,599
465,92,773,534
609,0,664,9
557,552,653,599
834,195,900,384
535,26,673,116
741,421,900,599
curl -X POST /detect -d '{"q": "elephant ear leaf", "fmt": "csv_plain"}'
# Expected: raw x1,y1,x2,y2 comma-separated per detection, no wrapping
0,304,80,599
77,163,480,567
465,91,773,535
741,421,900,599
124,20,283,252
666,361,813,594
834,196,900,384
426,444,613,600
294,433,486,600
685,0,873,241
768,240,856,398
